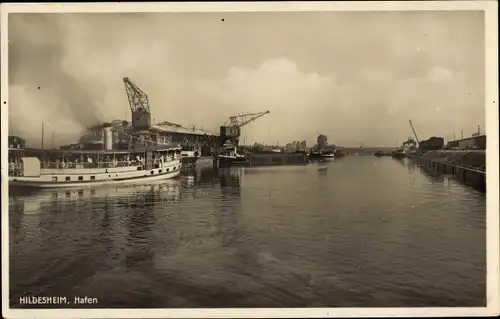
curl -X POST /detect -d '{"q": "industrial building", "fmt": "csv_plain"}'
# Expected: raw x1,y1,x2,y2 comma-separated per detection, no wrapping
70,77,269,156
447,135,486,150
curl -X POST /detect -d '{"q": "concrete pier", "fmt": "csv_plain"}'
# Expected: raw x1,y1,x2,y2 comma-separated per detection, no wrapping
419,150,486,191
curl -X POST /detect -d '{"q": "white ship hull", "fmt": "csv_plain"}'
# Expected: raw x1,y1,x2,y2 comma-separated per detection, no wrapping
9,160,181,189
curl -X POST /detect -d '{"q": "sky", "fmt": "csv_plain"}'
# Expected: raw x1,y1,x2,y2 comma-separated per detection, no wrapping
8,11,485,147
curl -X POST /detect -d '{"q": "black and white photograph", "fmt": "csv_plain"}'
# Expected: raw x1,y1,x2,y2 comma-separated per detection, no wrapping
1,1,498,318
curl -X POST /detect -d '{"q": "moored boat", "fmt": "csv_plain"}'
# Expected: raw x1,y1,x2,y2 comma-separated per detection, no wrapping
392,149,407,159
217,141,248,167
180,146,201,167
307,150,335,160
321,150,335,160
8,126,182,189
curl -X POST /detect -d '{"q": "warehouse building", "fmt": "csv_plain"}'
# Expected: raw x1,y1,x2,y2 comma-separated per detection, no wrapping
447,135,486,150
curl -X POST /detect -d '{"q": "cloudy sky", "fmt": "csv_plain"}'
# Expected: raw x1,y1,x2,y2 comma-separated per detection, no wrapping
8,11,485,147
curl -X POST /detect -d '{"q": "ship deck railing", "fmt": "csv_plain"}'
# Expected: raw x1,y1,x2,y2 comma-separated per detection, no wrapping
8,158,180,177
41,160,143,170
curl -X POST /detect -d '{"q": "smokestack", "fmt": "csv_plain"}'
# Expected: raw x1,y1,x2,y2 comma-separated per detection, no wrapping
478,125,480,135
461,130,463,139
41,122,44,150
102,124,113,150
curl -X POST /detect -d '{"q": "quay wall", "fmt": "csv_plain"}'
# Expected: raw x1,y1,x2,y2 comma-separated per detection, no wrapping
419,151,486,191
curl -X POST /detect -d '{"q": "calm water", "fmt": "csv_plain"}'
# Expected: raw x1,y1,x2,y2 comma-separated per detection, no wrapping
9,156,486,308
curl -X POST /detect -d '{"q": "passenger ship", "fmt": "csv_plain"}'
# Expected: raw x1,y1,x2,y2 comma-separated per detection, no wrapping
8,127,182,189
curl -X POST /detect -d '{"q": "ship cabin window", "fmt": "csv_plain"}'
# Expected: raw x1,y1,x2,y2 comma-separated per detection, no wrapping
78,176,83,181
159,170,162,173
166,168,170,172
52,177,58,182
150,170,154,175
90,176,96,180
65,176,71,181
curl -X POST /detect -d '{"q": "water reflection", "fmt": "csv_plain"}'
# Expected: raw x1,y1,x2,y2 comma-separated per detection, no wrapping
9,198,24,236
219,167,242,194
9,158,486,308
125,186,157,270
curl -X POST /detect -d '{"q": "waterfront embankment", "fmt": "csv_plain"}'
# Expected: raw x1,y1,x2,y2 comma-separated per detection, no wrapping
419,150,486,191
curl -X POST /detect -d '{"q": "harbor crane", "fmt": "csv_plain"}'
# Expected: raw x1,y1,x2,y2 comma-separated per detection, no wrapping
220,111,270,146
408,120,420,147
123,77,152,130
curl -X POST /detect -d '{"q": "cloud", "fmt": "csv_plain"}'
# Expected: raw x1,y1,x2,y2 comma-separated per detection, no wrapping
8,12,485,147
426,65,455,83
212,59,336,143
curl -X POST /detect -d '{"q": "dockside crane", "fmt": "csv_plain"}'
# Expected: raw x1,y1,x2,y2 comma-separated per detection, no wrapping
123,77,152,131
220,111,270,146
408,120,420,147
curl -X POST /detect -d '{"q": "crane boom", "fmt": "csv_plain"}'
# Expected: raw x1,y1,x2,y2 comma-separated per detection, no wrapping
409,120,420,144
123,77,152,130
123,77,151,113
225,111,270,128
220,110,270,147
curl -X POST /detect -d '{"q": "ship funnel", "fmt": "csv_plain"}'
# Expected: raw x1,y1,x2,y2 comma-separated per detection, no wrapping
102,124,113,150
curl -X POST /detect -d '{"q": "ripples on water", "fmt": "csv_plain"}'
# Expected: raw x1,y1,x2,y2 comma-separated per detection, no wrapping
9,156,486,308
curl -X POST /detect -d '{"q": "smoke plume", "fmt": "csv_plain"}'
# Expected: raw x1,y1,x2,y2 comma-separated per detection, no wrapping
9,14,103,147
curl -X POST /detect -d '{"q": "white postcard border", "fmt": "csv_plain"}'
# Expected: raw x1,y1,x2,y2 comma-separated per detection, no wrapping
1,1,498,318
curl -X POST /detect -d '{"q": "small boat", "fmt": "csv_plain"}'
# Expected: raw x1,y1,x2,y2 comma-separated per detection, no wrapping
180,146,201,167
308,149,335,161
392,149,407,159
217,142,248,167
307,151,323,160
8,127,182,189
321,150,335,159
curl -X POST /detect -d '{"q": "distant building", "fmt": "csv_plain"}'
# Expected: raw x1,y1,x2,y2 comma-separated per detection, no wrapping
447,135,486,150
419,137,444,151
77,119,220,155
8,136,26,149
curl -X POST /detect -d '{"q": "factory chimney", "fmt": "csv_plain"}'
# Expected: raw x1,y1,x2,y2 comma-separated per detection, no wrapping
102,123,113,150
